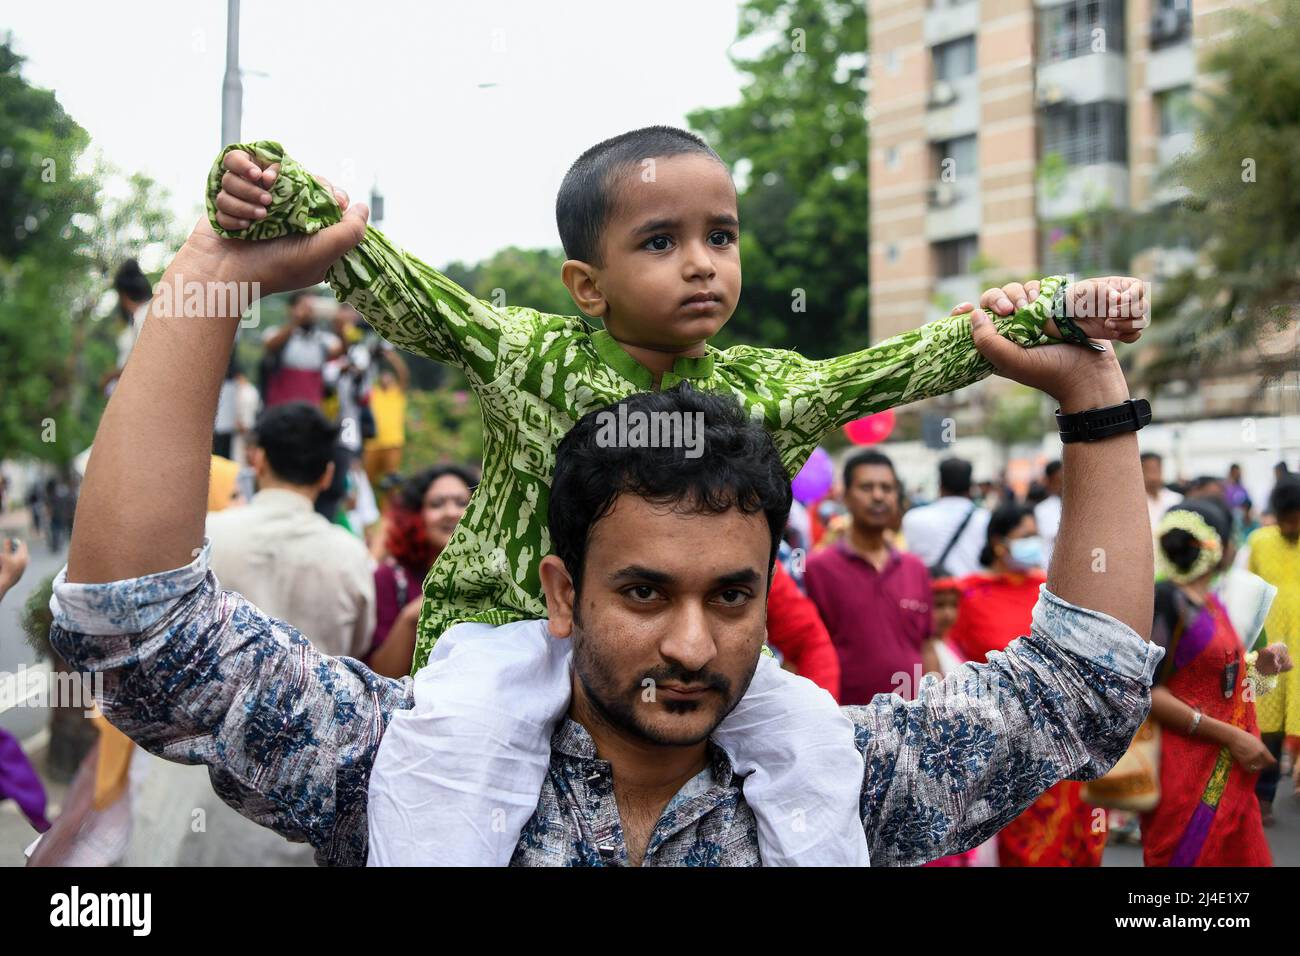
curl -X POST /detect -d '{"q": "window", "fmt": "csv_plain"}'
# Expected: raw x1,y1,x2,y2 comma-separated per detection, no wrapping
1039,0,1126,63
1156,86,1194,136
1040,101,1128,167
1150,0,1193,50
932,36,976,83
933,135,978,182
934,236,979,277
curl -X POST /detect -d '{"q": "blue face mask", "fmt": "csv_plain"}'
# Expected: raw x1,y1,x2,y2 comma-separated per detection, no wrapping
1007,535,1044,570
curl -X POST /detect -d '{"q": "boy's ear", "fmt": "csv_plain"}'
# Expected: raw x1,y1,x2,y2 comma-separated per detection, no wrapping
539,554,577,639
561,259,607,320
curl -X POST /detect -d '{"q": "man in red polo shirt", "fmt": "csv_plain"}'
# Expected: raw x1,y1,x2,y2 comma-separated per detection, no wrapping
805,450,933,705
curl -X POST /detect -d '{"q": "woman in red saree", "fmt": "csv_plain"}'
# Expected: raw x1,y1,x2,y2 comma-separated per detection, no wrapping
949,502,1106,866
1142,499,1290,867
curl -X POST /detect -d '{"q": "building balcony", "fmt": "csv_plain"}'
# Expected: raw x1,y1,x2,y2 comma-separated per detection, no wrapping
1147,41,1195,93
925,74,980,140
1036,52,1128,108
1037,162,1129,219
924,182,982,242
924,1,980,50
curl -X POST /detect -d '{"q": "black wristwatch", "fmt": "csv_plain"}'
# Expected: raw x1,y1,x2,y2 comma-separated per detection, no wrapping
1056,398,1152,443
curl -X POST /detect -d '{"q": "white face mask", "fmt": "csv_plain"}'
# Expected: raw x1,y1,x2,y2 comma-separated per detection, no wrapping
1007,535,1045,570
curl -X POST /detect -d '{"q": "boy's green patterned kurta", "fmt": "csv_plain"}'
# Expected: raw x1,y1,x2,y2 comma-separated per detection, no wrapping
208,142,1066,672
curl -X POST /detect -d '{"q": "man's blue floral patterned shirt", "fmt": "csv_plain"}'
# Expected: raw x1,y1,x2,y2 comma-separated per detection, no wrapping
49,539,1161,866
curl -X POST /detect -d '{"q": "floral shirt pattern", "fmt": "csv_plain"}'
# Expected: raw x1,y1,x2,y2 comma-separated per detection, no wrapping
50,540,1162,867
207,142,1066,671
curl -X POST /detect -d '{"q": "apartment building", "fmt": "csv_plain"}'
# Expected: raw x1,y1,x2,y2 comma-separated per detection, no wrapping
869,0,1271,421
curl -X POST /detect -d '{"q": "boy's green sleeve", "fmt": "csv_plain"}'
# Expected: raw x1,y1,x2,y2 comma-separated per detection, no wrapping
207,141,534,388
770,275,1067,440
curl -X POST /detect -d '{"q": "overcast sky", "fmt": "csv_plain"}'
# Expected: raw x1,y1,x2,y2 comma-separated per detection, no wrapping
6,0,751,266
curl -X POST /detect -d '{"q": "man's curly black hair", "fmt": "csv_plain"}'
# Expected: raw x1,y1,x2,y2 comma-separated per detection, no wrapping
548,384,791,593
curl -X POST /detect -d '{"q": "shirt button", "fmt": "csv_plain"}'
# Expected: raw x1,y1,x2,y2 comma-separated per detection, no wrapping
597,843,618,859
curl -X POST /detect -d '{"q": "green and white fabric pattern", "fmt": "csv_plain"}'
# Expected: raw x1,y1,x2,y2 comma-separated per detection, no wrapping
208,141,1067,672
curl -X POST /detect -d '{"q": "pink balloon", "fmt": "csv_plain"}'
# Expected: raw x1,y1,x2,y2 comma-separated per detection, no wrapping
843,408,895,445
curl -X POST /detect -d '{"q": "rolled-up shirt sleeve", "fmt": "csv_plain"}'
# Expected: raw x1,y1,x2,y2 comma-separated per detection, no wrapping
48,539,414,866
850,585,1163,866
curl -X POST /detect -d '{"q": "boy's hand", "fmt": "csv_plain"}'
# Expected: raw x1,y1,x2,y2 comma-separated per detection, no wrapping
179,150,367,296
968,307,1130,414
956,276,1149,344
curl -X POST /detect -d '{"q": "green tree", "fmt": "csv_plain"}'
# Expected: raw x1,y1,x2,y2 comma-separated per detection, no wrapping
442,246,573,319
687,0,868,357
0,37,180,466
1137,0,1300,385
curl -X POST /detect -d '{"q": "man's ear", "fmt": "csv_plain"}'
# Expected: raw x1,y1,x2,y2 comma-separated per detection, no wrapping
561,259,607,320
539,554,577,639
317,460,336,493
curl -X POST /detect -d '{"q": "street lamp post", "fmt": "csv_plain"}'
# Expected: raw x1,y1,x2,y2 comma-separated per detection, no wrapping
221,0,242,147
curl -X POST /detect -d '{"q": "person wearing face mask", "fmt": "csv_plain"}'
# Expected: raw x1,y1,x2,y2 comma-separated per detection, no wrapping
948,502,1105,866
366,465,478,677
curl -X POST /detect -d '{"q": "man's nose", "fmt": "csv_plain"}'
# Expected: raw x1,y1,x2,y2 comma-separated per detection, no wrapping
658,601,717,674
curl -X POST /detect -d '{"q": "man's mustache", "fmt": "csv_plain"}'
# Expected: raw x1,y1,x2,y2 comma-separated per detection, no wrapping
638,662,731,696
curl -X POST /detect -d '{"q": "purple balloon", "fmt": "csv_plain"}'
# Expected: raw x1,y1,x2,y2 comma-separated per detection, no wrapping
792,447,833,505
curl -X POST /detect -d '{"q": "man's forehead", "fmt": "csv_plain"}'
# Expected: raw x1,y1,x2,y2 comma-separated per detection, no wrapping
585,494,769,574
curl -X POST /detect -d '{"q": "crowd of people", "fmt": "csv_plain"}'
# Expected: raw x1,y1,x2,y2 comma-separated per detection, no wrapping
773,449,1299,866
4,264,1294,868
2,126,1294,870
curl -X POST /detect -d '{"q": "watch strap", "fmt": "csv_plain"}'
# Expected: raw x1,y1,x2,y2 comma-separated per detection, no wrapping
1056,398,1152,443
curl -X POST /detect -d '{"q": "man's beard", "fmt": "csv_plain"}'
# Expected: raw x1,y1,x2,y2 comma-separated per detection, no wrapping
570,620,755,748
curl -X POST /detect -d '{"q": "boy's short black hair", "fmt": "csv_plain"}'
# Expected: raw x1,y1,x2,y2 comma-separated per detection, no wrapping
548,384,791,593
842,449,898,491
555,125,727,266
252,402,339,486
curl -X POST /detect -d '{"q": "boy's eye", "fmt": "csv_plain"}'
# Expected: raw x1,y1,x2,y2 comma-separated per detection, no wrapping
709,230,738,246
644,235,673,251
